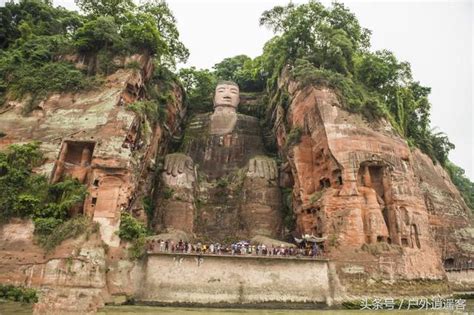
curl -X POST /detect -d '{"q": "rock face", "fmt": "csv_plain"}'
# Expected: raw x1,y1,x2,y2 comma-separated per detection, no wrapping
268,73,473,287
0,54,185,242
412,149,474,265
0,59,472,312
0,54,184,313
154,83,282,241
185,113,265,179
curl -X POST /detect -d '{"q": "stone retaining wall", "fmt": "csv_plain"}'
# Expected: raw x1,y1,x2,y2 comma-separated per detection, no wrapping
446,270,474,292
137,253,334,305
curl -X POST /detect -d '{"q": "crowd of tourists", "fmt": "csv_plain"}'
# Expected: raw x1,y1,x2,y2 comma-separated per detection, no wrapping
146,239,323,258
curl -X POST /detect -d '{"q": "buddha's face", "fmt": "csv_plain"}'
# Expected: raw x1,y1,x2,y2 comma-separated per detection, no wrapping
213,83,240,110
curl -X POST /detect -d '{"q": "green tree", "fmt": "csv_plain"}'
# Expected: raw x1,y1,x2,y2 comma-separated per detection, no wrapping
138,0,189,65
178,67,217,113
354,50,410,92
213,55,265,91
214,55,251,81
121,12,166,55
75,0,135,19
0,0,83,49
446,162,474,211
73,16,123,53
259,1,370,75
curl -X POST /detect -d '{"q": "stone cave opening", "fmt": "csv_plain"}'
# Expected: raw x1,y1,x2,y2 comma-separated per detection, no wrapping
51,140,95,184
64,140,95,165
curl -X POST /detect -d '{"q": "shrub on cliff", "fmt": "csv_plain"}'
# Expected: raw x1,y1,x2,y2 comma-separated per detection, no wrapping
0,284,38,303
0,143,90,248
118,212,148,259
0,0,188,112
127,100,166,126
259,1,464,176
118,212,147,241
178,67,217,113
36,216,95,251
286,127,303,148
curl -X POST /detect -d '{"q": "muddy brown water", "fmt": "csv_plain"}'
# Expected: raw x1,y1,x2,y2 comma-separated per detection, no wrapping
1,301,473,314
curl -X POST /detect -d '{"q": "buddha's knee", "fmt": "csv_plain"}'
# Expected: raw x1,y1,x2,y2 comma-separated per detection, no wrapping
241,156,282,237
155,153,196,233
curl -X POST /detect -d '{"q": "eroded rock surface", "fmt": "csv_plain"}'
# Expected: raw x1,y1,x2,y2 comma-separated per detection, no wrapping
268,73,473,292
154,82,282,241
0,59,472,312
0,54,184,313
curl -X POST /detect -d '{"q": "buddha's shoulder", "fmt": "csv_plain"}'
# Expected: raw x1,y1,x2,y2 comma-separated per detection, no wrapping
235,113,260,133
187,112,211,126
236,113,259,124
187,112,258,124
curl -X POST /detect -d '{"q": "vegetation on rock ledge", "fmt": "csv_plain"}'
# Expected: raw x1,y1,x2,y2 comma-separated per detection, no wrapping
118,211,148,259
0,284,38,303
0,0,188,113
0,143,90,249
257,0,472,211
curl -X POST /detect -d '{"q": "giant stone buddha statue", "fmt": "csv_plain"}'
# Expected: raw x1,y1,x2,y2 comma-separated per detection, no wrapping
154,81,282,241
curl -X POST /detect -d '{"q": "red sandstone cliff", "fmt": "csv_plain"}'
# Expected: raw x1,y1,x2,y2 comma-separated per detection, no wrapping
0,58,472,311
0,54,186,313
269,71,473,293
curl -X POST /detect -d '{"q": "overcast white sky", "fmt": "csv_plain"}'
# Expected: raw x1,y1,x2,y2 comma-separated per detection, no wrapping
4,0,472,179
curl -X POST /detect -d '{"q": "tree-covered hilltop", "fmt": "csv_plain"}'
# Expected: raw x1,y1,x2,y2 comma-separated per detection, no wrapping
178,1,473,212
0,0,189,248
0,0,187,113
0,0,472,211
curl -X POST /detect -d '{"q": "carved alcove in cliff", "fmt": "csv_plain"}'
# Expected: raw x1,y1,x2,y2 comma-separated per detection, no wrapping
84,170,128,220
51,140,96,184
357,160,393,244
397,206,421,249
122,118,142,151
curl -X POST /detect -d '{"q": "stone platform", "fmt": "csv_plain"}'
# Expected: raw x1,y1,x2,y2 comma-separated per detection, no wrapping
137,252,336,305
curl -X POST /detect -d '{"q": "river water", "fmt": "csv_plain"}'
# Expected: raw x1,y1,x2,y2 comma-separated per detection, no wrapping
97,305,474,315
1,301,474,315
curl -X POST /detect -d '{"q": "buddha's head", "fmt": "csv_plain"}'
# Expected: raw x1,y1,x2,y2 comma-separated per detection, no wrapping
213,81,240,113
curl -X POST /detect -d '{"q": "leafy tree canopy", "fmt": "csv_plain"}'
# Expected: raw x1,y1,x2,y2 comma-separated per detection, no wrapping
0,143,88,234
74,0,189,65
75,0,135,19
213,55,265,92
0,0,82,49
256,0,471,210
178,67,217,113
0,0,188,112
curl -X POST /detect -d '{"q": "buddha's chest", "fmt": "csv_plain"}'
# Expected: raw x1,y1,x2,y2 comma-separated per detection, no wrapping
184,114,265,179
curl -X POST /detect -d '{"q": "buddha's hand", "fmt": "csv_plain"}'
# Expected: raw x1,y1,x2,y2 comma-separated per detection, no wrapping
247,156,278,180
164,153,194,176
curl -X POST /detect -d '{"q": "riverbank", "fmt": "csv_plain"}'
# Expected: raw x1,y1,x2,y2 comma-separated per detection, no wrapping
2,300,474,315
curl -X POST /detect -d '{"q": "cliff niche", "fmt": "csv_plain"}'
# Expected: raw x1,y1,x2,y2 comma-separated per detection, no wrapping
0,0,473,313
154,81,282,241
267,70,473,296
0,53,186,313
